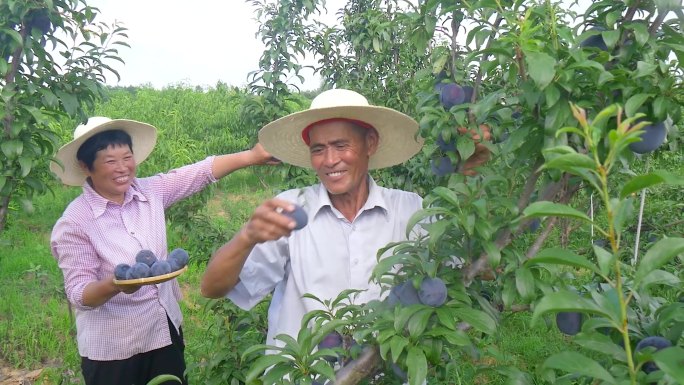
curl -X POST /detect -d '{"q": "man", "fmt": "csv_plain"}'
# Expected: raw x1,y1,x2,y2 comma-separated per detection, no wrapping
201,88,489,348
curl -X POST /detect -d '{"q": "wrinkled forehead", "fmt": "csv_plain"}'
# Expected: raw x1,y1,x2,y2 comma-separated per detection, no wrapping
302,118,376,145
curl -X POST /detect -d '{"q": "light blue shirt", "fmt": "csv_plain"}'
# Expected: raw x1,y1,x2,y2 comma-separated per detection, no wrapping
227,177,423,346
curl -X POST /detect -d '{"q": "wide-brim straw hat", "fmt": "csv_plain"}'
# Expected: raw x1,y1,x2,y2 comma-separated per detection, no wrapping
259,89,424,169
51,117,157,186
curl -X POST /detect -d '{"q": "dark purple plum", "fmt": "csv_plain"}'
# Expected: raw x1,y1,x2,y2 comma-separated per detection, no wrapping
169,248,189,268
439,83,466,109
635,336,672,373
629,121,667,154
418,277,447,307
168,258,184,272
580,27,608,51
317,331,343,362
388,281,421,306
526,218,541,233
391,363,408,381
430,156,456,176
126,262,151,279
114,264,131,280
593,239,608,248
283,204,308,230
150,260,173,276
436,131,457,152
555,312,583,335
135,249,157,267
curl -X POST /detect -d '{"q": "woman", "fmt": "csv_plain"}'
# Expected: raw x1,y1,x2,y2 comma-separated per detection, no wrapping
50,116,275,385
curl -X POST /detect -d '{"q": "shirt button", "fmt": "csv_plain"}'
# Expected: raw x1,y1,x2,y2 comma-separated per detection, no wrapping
352,259,359,265
130,231,135,235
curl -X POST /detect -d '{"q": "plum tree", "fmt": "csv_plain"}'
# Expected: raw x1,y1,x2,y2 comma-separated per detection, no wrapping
555,312,583,335
430,156,456,176
127,262,151,279
439,83,466,109
135,249,157,267
628,121,667,154
418,277,447,307
150,260,173,276
635,336,672,373
169,248,189,268
114,264,131,280
283,204,308,230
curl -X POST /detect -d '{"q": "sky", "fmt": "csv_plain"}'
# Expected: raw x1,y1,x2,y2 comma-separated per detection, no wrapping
88,0,346,90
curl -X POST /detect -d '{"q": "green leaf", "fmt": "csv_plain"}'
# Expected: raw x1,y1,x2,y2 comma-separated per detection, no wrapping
407,308,433,338
635,61,657,78
593,245,615,276
245,354,293,383
1,140,23,158
483,241,501,268
515,266,536,301
407,346,428,385
625,93,652,117
572,332,627,362
525,51,556,89
542,351,616,383
543,153,596,172
389,335,409,361
620,171,684,198
530,291,610,327
523,201,591,222
634,238,684,286
146,375,182,385
453,307,496,334
526,248,601,275
653,346,684,383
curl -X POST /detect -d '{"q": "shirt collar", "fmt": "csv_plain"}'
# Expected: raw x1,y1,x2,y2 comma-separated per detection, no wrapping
310,175,389,221
82,179,147,217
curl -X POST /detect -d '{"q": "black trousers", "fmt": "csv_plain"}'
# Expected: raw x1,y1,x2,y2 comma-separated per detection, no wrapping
81,316,188,385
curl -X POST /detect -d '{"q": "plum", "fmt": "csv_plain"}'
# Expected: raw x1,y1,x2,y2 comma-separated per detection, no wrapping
555,312,583,335
430,156,456,176
436,132,457,152
388,281,421,306
168,248,189,268
580,27,608,51
126,262,151,279
135,249,157,267
317,331,342,362
391,362,408,381
635,336,672,373
629,121,667,154
593,239,608,248
526,218,541,233
283,204,308,230
114,264,131,280
462,85,474,104
150,260,173,276
439,83,466,109
418,277,447,307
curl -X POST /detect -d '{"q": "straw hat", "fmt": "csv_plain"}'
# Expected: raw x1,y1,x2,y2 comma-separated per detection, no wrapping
51,117,157,186
258,89,424,169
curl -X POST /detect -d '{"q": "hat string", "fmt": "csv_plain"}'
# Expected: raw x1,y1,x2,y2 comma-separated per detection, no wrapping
301,118,376,145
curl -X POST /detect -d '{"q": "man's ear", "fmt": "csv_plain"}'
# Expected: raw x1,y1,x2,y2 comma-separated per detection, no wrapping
366,129,379,156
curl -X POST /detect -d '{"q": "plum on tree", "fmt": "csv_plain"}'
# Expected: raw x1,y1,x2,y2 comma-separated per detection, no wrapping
387,281,421,306
436,132,457,152
150,260,173,276
126,262,151,279
462,85,474,104
555,312,583,335
114,263,131,280
317,331,343,362
135,249,157,267
629,121,667,154
635,336,672,373
430,156,456,176
418,277,447,307
282,204,308,230
439,83,466,109
580,27,608,51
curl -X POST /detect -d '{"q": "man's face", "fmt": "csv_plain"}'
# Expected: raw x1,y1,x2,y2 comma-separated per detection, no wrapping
307,120,378,197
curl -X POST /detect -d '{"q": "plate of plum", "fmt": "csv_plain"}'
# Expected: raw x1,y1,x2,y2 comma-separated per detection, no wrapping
113,248,189,286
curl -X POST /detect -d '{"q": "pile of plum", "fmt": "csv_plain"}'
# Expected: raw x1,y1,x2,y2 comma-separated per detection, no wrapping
114,248,189,280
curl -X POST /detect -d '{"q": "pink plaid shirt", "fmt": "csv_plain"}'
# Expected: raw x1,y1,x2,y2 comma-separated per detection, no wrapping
51,156,216,361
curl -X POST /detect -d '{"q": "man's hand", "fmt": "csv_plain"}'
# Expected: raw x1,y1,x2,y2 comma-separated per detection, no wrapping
240,198,299,245
250,143,281,165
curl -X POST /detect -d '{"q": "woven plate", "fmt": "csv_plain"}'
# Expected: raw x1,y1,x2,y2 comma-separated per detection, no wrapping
113,265,188,286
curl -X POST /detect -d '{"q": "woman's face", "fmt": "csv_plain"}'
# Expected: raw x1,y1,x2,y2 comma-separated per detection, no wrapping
81,144,136,204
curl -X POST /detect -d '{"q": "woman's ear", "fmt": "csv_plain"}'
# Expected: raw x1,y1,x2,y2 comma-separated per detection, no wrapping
78,160,91,176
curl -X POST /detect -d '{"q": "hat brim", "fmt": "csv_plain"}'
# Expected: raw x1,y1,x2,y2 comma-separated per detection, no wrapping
259,105,424,169
50,119,157,186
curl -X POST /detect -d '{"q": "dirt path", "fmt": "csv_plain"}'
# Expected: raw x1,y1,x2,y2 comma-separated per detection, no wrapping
0,363,43,385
